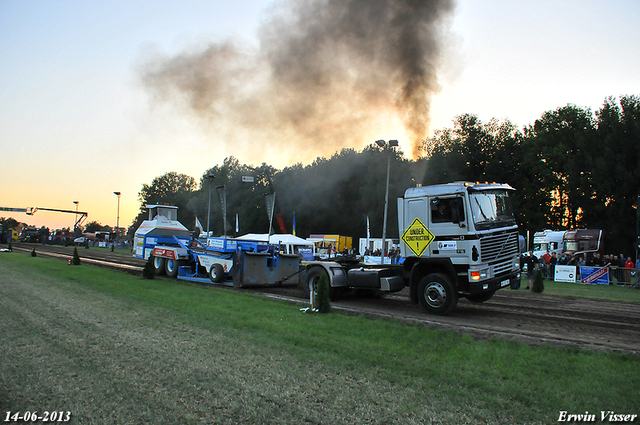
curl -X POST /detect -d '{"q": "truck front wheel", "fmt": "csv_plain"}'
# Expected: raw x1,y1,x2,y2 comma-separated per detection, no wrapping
417,273,458,315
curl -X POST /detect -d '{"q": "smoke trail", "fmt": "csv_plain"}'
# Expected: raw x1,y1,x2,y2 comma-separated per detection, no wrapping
141,0,454,163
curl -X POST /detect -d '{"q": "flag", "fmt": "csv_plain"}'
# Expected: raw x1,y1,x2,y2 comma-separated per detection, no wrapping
235,213,239,233
195,217,204,233
366,216,370,247
293,212,296,236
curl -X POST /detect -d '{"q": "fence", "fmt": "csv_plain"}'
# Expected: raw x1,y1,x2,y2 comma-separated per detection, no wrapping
537,263,639,286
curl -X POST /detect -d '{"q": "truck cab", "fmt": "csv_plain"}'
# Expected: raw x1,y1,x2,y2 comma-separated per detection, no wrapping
303,182,521,315
397,182,521,314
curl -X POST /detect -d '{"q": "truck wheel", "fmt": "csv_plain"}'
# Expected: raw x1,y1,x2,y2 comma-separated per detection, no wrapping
467,291,495,303
304,267,339,300
153,256,166,276
209,263,224,283
417,273,458,315
165,258,179,278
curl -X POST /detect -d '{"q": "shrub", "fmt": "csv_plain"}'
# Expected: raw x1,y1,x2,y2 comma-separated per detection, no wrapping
531,268,544,293
72,247,81,265
316,272,331,313
143,255,156,279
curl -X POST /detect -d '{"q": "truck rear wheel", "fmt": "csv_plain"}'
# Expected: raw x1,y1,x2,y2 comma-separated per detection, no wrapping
165,258,180,278
417,273,458,315
304,267,339,300
153,256,166,276
209,263,224,283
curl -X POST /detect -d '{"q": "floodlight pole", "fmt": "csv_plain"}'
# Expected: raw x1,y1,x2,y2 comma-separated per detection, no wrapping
204,173,215,236
375,139,398,265
113,192,121,240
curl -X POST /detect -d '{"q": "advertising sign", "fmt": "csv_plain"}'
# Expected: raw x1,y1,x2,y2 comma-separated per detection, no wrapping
580,266,609,285
554,265,576,283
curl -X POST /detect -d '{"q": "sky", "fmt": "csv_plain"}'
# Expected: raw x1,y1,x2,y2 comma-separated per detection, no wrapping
1,0,639,232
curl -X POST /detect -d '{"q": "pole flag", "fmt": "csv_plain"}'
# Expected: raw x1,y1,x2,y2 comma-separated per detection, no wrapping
366,216,370,247
195,217,204,233
293,211,296,236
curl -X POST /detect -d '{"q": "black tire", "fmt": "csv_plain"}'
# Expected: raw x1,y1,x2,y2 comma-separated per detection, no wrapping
165,258,180,278
303,267,339,300
467,291,495,303
209,263,224,283
153,256,166,276
417,273,458,315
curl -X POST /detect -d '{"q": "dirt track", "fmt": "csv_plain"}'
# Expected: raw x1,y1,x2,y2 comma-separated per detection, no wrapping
11,243,640,355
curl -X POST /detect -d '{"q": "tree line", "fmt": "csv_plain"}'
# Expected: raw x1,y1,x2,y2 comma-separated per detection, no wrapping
129,95,640,256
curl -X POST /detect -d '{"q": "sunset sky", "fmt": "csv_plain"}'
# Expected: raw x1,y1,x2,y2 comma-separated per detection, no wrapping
1,0,638,231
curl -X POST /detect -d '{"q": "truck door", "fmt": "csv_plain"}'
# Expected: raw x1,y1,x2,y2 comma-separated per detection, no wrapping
429,197,468,259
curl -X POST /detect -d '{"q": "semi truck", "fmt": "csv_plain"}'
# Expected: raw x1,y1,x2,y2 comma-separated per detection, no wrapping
532,229,565,258
562,229,603,258
531,229,603,260
302,182,521,315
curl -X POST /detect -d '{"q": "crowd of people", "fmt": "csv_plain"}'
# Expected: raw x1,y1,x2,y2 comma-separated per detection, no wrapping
521,250,638,285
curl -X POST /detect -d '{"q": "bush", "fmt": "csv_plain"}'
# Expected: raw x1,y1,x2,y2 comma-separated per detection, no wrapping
316,272,331,313
531,268,544,293
72,247,81,265
142,255,156,279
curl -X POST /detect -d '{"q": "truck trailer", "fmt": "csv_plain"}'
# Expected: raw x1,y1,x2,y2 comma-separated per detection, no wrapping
133,204,301,287
302,182,521,315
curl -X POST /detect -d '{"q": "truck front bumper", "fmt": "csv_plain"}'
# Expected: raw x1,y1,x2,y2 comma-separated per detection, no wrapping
467,272,520,295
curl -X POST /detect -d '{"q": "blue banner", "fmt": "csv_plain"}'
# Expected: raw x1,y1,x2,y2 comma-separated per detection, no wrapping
580,266,609,285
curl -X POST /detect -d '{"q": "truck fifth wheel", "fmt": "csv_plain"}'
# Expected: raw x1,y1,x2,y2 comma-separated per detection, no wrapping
303,182,521,315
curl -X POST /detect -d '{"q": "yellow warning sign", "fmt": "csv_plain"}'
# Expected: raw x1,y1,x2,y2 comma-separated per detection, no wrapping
401,217,435,257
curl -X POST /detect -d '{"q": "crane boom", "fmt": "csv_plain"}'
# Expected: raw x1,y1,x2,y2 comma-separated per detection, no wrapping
1,206,88,228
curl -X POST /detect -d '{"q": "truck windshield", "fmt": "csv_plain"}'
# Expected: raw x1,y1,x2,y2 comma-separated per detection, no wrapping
470,190,517,230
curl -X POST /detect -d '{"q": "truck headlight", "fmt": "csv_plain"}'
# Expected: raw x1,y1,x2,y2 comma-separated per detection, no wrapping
471,269,489,281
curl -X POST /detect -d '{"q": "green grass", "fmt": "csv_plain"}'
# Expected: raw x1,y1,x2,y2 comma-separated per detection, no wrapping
1,252,639,424
521,275,640,303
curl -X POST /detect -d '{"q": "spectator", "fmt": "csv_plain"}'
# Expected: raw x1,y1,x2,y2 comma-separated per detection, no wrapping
541,250,552,278
525,251,538,290
549,252,558,280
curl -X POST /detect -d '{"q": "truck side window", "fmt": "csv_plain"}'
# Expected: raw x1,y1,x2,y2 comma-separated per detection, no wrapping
431,199,452,223
431,198,465,223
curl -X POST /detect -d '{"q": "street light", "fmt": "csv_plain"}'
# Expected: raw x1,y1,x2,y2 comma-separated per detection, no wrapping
204,173,215,237
72,201,79,235
375,139,399,265
113,192,121,240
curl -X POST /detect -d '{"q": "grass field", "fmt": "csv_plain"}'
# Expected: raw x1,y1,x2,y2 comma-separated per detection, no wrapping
1,252,639,424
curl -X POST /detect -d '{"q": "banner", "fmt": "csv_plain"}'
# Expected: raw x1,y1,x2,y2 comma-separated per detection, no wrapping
293,212,296,236
265,193,276,235
195,217,204,233
580,266,610,285
554,265,576,282
366,216,370,248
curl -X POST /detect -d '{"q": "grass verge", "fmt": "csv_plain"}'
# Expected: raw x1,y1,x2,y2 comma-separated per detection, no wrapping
1,252,639,424
520,275,640,302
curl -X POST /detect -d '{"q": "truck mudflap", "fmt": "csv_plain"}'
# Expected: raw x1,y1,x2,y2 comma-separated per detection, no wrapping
232,251,302,288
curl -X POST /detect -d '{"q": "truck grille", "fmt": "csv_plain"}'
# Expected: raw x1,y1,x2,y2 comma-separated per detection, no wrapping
480,231,519,263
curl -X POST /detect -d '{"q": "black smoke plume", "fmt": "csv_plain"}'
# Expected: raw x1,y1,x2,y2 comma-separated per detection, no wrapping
141,0,455,163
